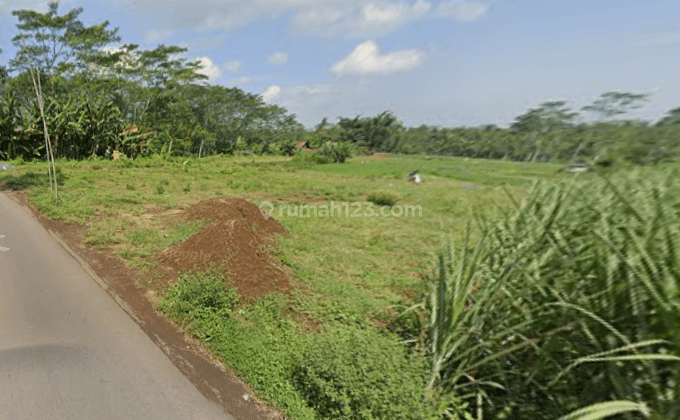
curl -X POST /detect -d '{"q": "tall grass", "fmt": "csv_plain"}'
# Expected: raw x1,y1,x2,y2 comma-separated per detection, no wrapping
425,170,680,419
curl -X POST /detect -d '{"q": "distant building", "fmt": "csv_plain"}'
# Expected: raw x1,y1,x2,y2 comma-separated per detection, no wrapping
295,140,314,152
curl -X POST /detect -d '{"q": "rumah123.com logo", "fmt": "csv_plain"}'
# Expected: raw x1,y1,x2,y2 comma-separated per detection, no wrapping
0,235,9,251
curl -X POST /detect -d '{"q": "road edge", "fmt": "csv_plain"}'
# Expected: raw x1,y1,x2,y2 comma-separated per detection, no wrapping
0,189,283,420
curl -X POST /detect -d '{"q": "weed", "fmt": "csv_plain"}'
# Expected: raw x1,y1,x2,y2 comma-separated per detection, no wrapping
367,190,401,206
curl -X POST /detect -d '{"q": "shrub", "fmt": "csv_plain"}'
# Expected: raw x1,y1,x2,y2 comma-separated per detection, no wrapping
157,270,239,328
313,141,355,163
279,140,299,156
155,183,165,195
292,327,436,420
367,190,400,207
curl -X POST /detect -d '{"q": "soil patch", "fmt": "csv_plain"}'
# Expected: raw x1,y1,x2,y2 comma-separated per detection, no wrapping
151,197,290,299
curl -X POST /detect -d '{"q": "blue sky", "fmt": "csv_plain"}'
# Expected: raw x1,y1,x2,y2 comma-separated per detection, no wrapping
1,0,679,129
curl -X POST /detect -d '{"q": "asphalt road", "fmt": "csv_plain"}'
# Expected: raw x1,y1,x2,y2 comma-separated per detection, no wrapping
0,192,233,420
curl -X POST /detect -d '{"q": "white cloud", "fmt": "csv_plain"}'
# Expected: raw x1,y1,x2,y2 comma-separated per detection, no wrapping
268,52,288,64
0,0,59,13
436,1,489,22
289,7,354,33
262,85,282,102
330,40,425,76
145,29,171,43
362,0,430,25
196,56,221,81
289,1,431,37
223,59,241,73
106,0,445,39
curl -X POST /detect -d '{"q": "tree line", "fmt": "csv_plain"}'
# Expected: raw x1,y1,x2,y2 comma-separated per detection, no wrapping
1,2,678,166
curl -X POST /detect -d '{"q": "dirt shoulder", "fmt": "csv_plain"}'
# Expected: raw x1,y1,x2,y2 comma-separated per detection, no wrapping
3,189,283,420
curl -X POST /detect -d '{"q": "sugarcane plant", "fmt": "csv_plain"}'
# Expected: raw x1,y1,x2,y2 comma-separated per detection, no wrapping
423,169,680,419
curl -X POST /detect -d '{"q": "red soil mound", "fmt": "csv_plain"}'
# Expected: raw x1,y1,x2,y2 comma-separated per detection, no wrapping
154,197,289,299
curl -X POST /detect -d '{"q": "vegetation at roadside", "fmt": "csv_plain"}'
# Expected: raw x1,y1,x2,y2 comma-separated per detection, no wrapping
422,168,680,419
0,154,559,418
2,147,680,419
1,3,679,419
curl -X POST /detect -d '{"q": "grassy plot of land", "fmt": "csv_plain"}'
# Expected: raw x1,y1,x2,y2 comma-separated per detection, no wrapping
0,154,569,419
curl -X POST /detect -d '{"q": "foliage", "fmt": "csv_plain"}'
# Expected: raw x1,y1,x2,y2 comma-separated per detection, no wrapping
313,141,355,163
581,91,649,120
2,153,538,419
0,2,303,162
10,1,120,76
366,190,400,207
424,169,680,419
292,327,436,420
157,269,239,328
1,3,678,167
337,110,402,152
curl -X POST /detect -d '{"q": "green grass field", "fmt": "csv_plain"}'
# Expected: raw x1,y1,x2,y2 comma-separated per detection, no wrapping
0,154,581,418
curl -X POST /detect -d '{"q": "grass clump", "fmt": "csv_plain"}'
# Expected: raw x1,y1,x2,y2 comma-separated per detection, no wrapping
157,269,239,331
367,190,401,207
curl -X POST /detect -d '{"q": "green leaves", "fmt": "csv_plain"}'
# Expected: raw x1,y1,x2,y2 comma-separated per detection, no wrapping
336,110,403,151
581,91,650,120
558,401,650,420
425,170,680,419
10,1,119,77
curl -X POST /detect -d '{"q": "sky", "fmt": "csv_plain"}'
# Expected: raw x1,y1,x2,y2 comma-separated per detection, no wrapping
1,0,679,129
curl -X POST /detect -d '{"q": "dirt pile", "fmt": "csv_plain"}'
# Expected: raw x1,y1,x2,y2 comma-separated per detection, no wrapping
154,197,289,299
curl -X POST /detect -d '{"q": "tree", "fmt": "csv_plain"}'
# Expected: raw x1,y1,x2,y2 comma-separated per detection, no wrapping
337,111,402,151
581,91,649,120
510,101,578,162
10,1,120,77
656,106,680,126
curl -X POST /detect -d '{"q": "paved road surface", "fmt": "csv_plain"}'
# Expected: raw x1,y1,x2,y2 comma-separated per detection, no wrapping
0,192,233,420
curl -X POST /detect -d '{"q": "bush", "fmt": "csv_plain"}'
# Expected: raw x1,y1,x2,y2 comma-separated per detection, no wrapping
292,327,436,420
367,191,400,207
279,140,299,156
157,270,239,328
313,141,355,163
